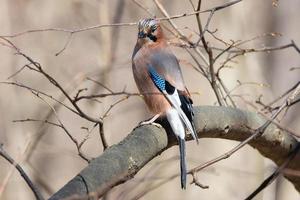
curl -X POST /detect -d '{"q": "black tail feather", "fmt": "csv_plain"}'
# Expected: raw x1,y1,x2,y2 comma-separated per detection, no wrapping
179,138,187,189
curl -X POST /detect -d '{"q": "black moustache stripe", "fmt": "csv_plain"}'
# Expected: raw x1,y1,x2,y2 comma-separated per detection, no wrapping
148,34,157,42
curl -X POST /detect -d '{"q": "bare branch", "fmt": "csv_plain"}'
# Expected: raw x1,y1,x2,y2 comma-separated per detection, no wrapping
55,34,73,56
32,93,91,162
48,106,300,200
131,0,155,17
159,83,296,199
98,124,108,151
0,81,78,115
1,0,242,38
245,144,300,200
0,145,44,200
190,171,209,189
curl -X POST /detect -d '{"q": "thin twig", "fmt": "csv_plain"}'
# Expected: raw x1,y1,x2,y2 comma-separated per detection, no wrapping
24,72,87,162
245,143,300,200
13,118,62,128
208,48,224,105
134,83,300,199
99,123,108,151
86,77,114,93
131,0,155,17
217,76,237,107
264,81,300,110
101,96,129,120
190,83,300,174
55,33,73,56
190,171,209,189
6,64,28,80
0,145,44,200
1,81,78,115
1,0,243,38
0,37,109,151
34,94,91,162
194,0,225,106
75,92,140,102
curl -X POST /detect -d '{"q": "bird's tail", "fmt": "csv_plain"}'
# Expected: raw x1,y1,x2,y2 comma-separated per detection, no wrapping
166,108,187,189
179,138,187,189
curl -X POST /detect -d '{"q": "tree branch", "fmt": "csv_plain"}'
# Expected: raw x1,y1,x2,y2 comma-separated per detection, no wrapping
0,145,44,200
49,106,299,200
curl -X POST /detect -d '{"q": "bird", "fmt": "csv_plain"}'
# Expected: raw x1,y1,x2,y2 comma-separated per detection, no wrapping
132,18,198,189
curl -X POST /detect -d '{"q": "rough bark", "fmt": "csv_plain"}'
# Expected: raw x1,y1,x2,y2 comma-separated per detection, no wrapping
49,106,299,200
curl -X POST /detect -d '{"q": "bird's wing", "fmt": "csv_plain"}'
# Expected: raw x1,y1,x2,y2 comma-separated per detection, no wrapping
148,66,198,142
150,49,186,91
179,92,198,142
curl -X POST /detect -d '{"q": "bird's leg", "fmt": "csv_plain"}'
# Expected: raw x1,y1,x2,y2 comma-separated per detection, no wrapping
140,113,160,124
139,113,162,128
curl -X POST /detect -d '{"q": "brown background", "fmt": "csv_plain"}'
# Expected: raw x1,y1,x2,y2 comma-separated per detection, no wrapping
0,0,299,199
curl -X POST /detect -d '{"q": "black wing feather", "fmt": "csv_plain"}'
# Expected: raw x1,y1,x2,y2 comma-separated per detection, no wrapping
179,94,198,142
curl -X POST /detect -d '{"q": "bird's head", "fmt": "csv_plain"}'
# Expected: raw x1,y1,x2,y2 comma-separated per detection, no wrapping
137,18,163,43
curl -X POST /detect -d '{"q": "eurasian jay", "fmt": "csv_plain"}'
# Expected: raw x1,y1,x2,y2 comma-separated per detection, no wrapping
132,18,198,189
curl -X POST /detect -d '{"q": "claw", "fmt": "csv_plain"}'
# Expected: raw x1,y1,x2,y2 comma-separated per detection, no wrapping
133,114,163,131
139,113,161,125
140,121,162,128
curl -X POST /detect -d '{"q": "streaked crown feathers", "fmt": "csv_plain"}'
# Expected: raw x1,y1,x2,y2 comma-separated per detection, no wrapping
138,18,159,32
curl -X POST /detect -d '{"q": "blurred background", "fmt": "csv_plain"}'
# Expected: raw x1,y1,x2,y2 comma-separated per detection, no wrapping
0,0,299,199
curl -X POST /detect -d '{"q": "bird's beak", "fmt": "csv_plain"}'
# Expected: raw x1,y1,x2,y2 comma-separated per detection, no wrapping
138,31,147,38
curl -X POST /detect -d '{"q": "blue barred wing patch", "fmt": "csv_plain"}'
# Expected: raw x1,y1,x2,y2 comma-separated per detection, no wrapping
148,66,165,91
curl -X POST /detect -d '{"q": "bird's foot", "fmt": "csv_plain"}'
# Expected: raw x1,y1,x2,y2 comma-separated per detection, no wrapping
133,114,162,130
139,113,160,125
139,121,163,128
